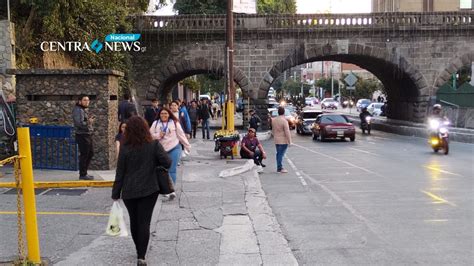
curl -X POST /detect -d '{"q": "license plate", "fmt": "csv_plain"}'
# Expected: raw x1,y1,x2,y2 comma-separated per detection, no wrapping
337,130,344,136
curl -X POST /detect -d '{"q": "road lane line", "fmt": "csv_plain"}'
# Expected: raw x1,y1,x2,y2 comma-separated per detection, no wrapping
423,166,463,177
349,147,379,156
292,143,385,178
420,190,457,207
286,156,307,186
0,211,109,216
298,170,389,243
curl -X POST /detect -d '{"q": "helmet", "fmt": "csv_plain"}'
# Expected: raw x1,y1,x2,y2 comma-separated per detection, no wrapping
433,104,442,110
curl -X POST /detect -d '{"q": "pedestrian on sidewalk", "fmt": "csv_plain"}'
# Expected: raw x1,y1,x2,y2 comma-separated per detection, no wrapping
118,94,137,123
271,107,292,173
249,109,261,132
144,98,160,127
240,128,267,167
198,98,212,139
188,100,199,139
112,116,171,266
150,107,191,188
115,122,126,160
72,94,95,180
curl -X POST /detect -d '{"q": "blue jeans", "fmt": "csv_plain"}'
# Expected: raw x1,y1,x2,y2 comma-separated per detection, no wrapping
275,144,288,171
167,144,182,184
202,118,210,139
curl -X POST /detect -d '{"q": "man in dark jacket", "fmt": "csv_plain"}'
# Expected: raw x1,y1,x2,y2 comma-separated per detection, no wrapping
188,101,199,138
118,94,137,122
72,95,95,180
198,98,212,139
144,98,160,127
249,110,262,132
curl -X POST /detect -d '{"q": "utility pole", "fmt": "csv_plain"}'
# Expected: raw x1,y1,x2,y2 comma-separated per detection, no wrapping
331,63,334,98
225,0,235,131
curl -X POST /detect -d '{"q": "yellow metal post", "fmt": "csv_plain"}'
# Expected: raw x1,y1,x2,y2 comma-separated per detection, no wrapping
17,127,41,264
226,101,235,132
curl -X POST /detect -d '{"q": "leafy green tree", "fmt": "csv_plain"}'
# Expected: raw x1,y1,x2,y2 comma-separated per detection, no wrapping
173,0,296,14
196,74,226,95
316,77,340,96
339,74,383,99
257,0,296,14
11,0,155,94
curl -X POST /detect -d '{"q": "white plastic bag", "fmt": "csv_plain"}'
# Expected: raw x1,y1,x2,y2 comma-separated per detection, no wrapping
106,201,129,237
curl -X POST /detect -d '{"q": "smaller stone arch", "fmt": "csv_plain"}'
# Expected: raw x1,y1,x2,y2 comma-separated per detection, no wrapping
433,52,474,89
146,57,251,102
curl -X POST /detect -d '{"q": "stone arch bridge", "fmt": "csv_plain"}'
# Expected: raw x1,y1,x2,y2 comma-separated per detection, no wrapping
130,12,474,125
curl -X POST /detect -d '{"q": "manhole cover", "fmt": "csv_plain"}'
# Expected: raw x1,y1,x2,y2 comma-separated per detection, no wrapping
43,188,88,196
2,188,49,195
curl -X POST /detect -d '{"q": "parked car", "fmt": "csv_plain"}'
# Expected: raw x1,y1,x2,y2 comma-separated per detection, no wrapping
296,110,323,135
321,98,339,110
311,114,355,141
367,102,384,116
356,99,372,112
268,108,296,129
305,97,318,107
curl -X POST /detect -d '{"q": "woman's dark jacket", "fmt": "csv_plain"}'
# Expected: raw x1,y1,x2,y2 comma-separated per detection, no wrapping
112,140,171,200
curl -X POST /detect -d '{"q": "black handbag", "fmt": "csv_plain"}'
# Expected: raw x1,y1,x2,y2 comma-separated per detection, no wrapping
155,166,175,195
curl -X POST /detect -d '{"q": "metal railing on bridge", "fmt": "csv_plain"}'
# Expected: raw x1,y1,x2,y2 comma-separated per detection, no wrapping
135,12,473,32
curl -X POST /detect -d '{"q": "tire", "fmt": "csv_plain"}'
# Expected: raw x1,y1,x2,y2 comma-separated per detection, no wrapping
296,127,301,134
433,148,439,153
368,129,371,135
320,134,325,142
444,141,449,155
362,129,365,134
350,136,355,142
312,133,318,141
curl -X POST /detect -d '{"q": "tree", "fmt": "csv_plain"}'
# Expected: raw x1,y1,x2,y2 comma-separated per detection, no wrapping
11,0,154,94
339,74,383,100
173,0,296,14
257,0,296,14
316,77,340,97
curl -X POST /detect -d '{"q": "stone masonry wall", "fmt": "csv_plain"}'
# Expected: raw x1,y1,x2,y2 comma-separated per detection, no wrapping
0,20,15,98
10,69,123,170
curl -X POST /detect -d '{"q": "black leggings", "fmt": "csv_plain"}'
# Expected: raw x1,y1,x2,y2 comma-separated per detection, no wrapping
123,192,159,259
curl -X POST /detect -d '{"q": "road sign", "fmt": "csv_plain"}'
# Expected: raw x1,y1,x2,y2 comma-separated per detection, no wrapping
344,73,357,86
347,86,355,90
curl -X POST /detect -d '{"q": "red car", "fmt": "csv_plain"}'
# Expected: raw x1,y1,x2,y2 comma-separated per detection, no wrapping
311,114,355,141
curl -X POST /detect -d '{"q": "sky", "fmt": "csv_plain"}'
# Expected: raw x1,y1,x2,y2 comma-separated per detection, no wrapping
148,0,372,15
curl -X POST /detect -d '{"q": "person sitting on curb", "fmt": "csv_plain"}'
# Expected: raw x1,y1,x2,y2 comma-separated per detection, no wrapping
240,128,267,167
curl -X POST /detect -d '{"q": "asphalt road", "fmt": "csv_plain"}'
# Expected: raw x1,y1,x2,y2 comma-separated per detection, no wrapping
260,129,474,265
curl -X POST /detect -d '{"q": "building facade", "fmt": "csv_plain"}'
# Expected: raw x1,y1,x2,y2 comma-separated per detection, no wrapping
372,0,471,12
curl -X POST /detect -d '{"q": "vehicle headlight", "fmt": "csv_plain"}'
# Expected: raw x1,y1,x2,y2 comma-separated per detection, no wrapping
439,127,448,134
429,119,440,129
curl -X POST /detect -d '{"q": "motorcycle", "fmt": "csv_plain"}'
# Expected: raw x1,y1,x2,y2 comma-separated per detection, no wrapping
428,118,450,155
361,116,372,134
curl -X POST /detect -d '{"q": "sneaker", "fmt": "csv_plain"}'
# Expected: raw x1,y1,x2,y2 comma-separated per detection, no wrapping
260,163,266,168
168,192,176,200
79,175,94,180
137,259,147,265
280,169,288,173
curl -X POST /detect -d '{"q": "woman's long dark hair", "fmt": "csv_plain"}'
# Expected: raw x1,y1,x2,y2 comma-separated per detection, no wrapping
158,107,179,122
124,116,153,148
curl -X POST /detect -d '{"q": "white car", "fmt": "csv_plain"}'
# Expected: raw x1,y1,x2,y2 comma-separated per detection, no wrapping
367,102,384,116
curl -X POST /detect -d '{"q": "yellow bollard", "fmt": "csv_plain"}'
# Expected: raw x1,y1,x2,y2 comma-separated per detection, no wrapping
17,127,41,264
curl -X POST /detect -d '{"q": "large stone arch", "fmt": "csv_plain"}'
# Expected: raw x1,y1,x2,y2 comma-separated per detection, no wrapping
145,57,251,101
260,42,430,122
433,52,474,90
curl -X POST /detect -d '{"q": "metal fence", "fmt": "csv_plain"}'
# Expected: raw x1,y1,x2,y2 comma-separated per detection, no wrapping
29,125,78,171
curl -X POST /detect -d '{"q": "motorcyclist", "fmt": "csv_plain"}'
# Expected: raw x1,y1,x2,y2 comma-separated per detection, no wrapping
429,104,446,121
359,107,371,123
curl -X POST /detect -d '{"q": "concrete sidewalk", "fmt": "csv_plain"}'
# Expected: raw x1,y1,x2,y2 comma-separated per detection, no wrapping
5,138,295,265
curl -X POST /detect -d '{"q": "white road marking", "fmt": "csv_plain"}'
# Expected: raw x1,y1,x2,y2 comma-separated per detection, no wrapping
420,190,457,207
286,156,307,186
299,169,389,243
292,143,385,178
349,147,379,156
423,166,463,177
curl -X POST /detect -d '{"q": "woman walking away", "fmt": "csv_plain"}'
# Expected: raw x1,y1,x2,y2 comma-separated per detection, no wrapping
112,116,171,266
150,107,191,198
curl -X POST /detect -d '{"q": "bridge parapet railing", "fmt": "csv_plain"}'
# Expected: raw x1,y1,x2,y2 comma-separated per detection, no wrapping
135,12,473,32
